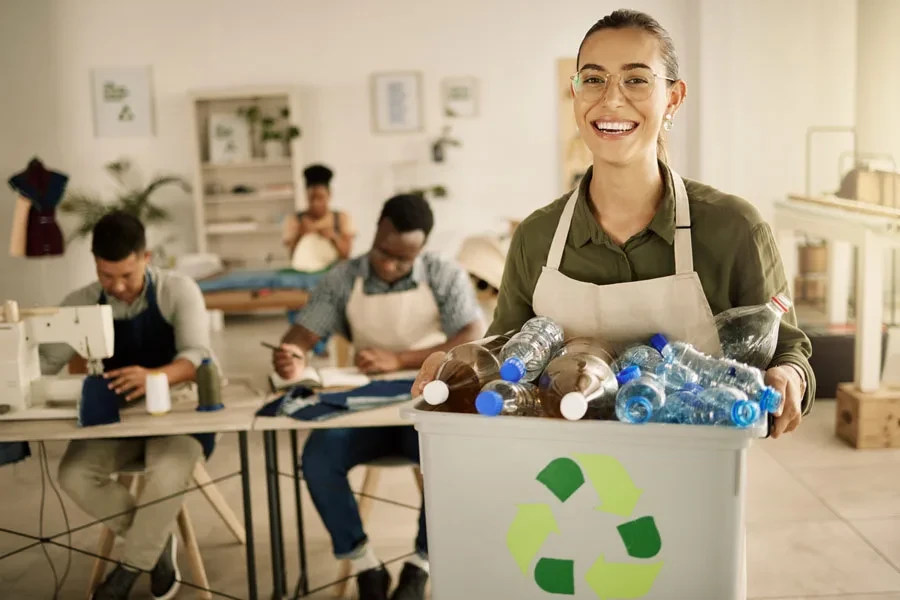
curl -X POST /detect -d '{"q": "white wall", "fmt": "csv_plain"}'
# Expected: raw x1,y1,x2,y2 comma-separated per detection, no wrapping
856,0,900,166
0,0,859,304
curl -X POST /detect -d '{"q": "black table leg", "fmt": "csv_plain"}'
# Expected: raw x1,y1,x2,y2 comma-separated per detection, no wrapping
290,430,309,597
264,430,287,598
239,431,258,600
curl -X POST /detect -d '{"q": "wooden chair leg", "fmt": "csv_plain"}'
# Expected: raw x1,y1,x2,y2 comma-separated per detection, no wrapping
85,526,117,599
192,463,246,544
334,467,382,598
177,505,213,600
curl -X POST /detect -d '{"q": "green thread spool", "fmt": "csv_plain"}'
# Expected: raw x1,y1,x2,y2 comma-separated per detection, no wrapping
197,358,224,412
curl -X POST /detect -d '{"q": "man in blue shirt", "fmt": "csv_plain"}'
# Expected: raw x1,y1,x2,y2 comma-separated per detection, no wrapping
273,194,483,600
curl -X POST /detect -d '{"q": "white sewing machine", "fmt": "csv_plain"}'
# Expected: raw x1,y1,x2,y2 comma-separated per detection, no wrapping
0,300,114,420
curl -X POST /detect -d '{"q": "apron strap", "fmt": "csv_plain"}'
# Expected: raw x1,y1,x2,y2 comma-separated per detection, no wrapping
671,171,694,274
546,187,580,270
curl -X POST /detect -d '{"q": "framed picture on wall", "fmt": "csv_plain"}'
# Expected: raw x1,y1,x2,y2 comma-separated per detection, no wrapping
208,113,251,164
442,77,479,118
371,71,424,134
91,66,155,138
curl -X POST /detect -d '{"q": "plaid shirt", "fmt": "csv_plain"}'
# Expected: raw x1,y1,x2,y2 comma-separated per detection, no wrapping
294,252,482,343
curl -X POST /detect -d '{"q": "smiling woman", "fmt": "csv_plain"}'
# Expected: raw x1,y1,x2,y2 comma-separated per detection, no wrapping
412,8,816,441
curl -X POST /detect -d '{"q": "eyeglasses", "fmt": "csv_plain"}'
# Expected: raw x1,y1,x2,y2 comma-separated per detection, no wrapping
370,246,416,269
571,67,675,102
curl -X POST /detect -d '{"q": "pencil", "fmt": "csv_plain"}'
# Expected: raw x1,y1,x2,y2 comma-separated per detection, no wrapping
260,341,304,360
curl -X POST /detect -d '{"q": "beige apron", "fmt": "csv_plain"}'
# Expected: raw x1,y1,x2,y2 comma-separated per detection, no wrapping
531,170,745,598
290,232,340,272
345,276,446,352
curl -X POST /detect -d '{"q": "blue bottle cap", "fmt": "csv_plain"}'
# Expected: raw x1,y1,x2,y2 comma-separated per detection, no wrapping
757,387,782,413
201,358,212,365
500,357,526,382
624,396,653,424
196,403,224,412
475,390,504,416
649,333,669,353
731,400,761,428
616,365,641,386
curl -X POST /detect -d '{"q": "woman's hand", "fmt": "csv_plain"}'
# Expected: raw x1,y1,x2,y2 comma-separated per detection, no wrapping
765,365,805,438
411,352,447,397
104,366,150,401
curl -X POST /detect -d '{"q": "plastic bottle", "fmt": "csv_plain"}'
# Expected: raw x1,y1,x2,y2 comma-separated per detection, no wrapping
475,380,542,417
499,330,557,383
197,358,224,412
537,337,618,421
521,316,566,347
692,386,761,428
616,343,663,373
422,333,512,412
650,333,781,413
614,366,666,424
714,294,793,369
654,361,700,393
653,382,705,424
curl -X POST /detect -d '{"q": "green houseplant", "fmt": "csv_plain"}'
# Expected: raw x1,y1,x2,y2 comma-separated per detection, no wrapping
260,107,301,160
59,159,190,263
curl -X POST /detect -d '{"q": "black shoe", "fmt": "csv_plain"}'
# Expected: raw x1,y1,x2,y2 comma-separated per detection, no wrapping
357,565,391,600
150,535,181,600
92,564,140,600
390,562,428,600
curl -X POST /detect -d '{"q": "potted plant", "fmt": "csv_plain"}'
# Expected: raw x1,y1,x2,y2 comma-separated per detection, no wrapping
261,107,301,161
59,159,190,265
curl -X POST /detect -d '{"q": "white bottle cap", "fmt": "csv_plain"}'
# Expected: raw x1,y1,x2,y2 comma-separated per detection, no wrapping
423,380,450,405
559,392,588,421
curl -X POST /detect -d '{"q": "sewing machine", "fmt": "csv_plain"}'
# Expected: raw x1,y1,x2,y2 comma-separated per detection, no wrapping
0,300,114,420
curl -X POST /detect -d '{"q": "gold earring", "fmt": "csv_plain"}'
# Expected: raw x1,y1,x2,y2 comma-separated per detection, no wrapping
663,114,674,131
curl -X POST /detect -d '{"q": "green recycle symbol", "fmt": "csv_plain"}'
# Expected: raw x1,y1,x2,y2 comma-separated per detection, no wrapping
506,454,663,598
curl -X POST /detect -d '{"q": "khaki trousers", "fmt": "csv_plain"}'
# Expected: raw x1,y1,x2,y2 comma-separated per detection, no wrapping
58,435,203,570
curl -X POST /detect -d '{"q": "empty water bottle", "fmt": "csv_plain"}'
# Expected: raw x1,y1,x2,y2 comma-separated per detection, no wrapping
714,294,793,369
616,343,663,373
654,361,700,393
693,386,761,428
422,333,512,412
650,333,719,374
475,380,542,417
500,319,563,383
537,337,618,421
654,383,705,424
614,366,666,424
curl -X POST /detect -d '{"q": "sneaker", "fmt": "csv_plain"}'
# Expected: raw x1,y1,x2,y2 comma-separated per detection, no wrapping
357,565,391,600
92,564,140,599
150,535,181,600
390,563,428,600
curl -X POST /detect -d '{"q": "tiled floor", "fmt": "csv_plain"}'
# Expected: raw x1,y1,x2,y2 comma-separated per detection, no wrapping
2,315,900,599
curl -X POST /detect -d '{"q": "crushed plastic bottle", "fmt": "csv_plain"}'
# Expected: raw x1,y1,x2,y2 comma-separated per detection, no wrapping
499,317,564,383
614,366,666,424
693,386,761,428
475,380,542,417
654,361,700,393
650,333,781,414
422,332,512,412
616,343,663,373
537,337,618,421
653,382,705,424
714,294,793,369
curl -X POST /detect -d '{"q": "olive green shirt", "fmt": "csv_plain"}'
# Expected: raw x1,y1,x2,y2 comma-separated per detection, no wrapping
487,163,815,412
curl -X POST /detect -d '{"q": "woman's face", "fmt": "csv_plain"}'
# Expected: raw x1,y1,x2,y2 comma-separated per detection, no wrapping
573,27,685,167
306,185,331,218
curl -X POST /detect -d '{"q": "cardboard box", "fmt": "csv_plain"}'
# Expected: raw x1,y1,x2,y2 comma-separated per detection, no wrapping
798,244,828,274
835,383,900,449
794,274,827,304
856,168,900,208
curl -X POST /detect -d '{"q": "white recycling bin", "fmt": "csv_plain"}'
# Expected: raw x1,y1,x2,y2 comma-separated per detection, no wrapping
402,402,759,600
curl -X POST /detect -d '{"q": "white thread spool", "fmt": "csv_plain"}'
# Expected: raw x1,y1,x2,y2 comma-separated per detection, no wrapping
145,372,171,415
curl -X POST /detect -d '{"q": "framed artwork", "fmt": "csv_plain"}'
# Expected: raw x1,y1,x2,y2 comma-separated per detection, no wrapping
91,66,155,138
371,71,424,133
208,113,251,164
442,77,479,117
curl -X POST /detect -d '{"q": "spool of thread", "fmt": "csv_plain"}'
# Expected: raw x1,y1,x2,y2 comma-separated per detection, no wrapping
197,358,224,412
145,372,172,415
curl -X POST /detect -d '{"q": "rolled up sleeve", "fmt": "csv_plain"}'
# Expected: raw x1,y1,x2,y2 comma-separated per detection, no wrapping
165,275,211,367
733,222,816,413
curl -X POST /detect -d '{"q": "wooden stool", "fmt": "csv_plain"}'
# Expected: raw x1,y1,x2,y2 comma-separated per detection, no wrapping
86,462,246,600
333,460,425,598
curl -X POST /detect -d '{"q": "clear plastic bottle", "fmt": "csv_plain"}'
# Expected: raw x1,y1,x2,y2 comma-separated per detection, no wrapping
692,386,761,428
537,337,618,421
616,343,663,373
654,361,700,393
715,294,793,369
499,330,557,383
614,366,666,424
521,316,566,347
475,380,542,417
422,332,512,412
650,333,781,414
653,382,705,424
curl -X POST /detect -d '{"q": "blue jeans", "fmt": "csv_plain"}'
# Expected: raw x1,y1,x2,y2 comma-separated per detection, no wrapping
301,426,426,559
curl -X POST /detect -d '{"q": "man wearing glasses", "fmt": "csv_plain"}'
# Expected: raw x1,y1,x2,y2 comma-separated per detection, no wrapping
272,193,483,600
